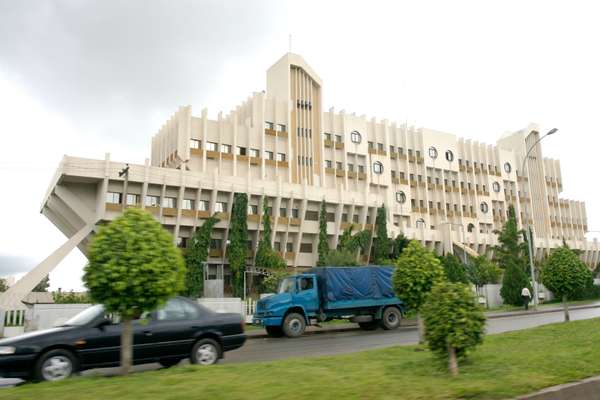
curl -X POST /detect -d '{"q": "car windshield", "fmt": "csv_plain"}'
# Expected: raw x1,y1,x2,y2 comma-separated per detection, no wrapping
63,304,105,326
278,277,296,294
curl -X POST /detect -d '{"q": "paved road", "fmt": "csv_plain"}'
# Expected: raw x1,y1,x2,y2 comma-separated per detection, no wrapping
2,307,600,388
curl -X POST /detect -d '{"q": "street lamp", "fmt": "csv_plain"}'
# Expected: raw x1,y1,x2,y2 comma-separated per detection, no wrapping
520,128,558,310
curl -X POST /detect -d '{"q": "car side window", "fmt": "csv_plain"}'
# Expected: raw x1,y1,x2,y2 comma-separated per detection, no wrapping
156,299,187,321
181,300,200,319
299,277,314,291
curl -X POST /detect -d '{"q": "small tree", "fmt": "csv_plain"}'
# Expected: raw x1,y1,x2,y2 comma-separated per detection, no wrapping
317,200,329,266
228,193,249,298
500,262,531,306
33,275,50,292
260,269,290,293
393,240,446,343
422,282,486,376
468,255,501,295
83,208,185,374
439,253,469,284
255,198,273,268
391,233,410,260
0,278,8,293
373,204,390,264
541,245,592,322
184,215,218,298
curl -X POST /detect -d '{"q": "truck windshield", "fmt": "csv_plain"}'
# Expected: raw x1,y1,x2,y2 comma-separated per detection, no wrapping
278,277,296,294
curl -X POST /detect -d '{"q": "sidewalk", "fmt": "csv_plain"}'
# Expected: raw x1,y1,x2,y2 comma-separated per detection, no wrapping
246,301,600,339
516,374,600,400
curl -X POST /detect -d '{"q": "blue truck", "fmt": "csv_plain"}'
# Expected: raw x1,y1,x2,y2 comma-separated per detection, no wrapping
253,266,405,338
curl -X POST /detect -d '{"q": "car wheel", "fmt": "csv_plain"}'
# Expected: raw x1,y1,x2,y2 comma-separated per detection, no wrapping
158,358,181,368
282,313,306,338
265,326,284,338
190,338,221,365
358,320,379,331
380,307,402,330
34,349,77,382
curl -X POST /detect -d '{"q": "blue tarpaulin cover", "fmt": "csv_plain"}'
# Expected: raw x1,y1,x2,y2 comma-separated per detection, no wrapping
310,266,396,305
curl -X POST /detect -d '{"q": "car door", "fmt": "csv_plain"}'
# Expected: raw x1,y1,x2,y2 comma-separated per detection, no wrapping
293,276,319,316
78,314,122,367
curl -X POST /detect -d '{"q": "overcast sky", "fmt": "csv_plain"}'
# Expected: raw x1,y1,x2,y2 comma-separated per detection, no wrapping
1,0,599,290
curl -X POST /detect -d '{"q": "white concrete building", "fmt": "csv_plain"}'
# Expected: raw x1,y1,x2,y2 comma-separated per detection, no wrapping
1,52,597,311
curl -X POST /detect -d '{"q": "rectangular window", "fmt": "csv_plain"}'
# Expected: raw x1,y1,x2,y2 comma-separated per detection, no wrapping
163,197,176,209
368,141,374,149
358,165,365,173
286,242,293,252
276,152,286,162
390,145,395,153
276,124,286,132
400,172,405,180
265,121,274,130
221,144,231,154
279,207,287,217
323,132,332,141
305,210,319,221
198,200,209,211
215,201,227,213
106,192,122,204
416,150,421,158
291,208,299,218
182,199,194,210
274,242,281,251
264,150,274,160
347,163,354,172
335,134,342,143
391,170,397,178
353,214,359,223
248,204,258,215
408,149,413,156
398,147,404,155
210,239,222,250
236,146,247,156
326,212,335,222
325,160,332,168
300,243,313,253
206,142,218,152
145,195,160,207
126,194,139,206
378,143,384,151
341,213,348,222
249,148,260,158
336,161,343,170
176,237,188,248
190,139,201,149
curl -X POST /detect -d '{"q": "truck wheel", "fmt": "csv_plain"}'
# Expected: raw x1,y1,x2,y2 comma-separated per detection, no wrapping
282,313,306,337
265,326,284,338
358,320,379,330
381,307,402,330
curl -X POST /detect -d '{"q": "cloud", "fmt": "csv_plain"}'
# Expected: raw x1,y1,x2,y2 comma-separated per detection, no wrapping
0,254,38,277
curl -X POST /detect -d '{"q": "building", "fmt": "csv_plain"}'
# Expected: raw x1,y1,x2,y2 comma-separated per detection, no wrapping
1,52,598,309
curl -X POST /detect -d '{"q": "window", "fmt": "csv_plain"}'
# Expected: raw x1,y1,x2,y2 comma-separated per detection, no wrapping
504,162,512,173
291,208,299,218
157,298,200,321
236,146,247,156
335,134,342,143
176,237,188,248
299,243,313,253
336,161,343,170
145,195,160,207
286,242,293,252
126,194,139,206
264,150,274,160
305,210,319,221
347,163,354,172
106,192,122,204
377,143,384,151
276,153,286,162
416,218,426,228
323,132,332,141
248,204,258,215
480,202,489,213
265,121,274,130
215,201,227,213
391,170,397,178
350,130,362,143
368,141,375,149
279,207,287,217
198,200,209,211
274,242,281,251
182,199,194,210
445,150,454,162
210,239,222,249
395,191,406,203
206,142,218,152
428,146,438,159
190,139,201,149
221,144,231,154
276,124,286,132
249,148,260,158
390,145,395,153
326,212,335,222
372,161,383,174
352,214,359,223
163,197,176,209
467,223,475,233
325,160,332,168
358,165,365,173
299,277,314,291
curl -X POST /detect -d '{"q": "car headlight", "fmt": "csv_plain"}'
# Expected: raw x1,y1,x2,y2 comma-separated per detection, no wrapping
0,347,16,355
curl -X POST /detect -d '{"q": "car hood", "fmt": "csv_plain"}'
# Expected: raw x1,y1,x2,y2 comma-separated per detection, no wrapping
0,326,75,346
256,293,292,312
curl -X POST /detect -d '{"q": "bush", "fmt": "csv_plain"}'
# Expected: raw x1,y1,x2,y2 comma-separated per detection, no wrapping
439,254,469,284
259,270,289,293
422,282,486,375
322,249,358,266
500,263,531,306
53,291,90,304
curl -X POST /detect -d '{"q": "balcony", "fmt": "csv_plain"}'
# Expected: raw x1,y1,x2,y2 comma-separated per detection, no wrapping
357,172,367,180
206,151,219,160
247,214,260,223
277,130,288,138
392,177,401,185
289,218,301,226
335,142,344,150
408,155,416,163
250,157,260,165
416,156,424,164
105,203,122,212
368,148,377,155
215,212,230,220
181,209,196,218
145,206,160,215
277,161,289,168
190,148,203,156
265,159,277,166
208,249,223,258
335,169,345,177
340,222,354,230
398,154,407,160
221,153,233,160
162,207,177,217
348,171,357,178
378,150,387,156
324,139,334,148
364,223,374,230
390,153,397,159
409,180,417,188
325,167,335,175
236,155,249,162
459,165,466,171
265,128,277,137
277,217,290,225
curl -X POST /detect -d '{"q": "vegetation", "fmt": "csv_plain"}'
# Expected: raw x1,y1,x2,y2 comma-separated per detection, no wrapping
317,200,330,266
184,215,218,298
82,208,185,374
52,290,90,304
0,278,8,292
255,198,273,268
33,275,50,292
372,204,389,264
439,253,469,284
259,269,290,293
541,245,593,322
422,282,486,375
7,318,600,399
228,193,249,298
322,249,358,266
495,206,531,306
391,233,410,259
393,240,445,343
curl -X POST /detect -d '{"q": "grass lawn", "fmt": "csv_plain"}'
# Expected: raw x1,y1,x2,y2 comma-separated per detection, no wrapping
3,318,600,400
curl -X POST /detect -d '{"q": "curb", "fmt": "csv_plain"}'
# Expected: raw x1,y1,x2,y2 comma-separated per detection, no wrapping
247,303,600,340
515,374,600,400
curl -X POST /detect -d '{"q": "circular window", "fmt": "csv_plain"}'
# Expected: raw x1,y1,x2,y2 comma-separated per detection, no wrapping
445,150,454,162
350,130,362,144
373,161,383,174
416,218,426,228
480,202,489,213
428,146,438,159
504,162,512,173
395,191,406,204
492,181,500,193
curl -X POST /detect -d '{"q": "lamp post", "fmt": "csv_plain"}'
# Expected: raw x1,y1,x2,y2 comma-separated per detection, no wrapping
520,128,558,310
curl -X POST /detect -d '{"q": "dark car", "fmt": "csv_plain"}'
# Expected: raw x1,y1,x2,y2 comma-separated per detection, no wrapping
0,296,246,382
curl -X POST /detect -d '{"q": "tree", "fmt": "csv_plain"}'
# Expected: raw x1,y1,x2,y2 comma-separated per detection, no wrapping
322,249,359,266
494,206,530,306
52,290,90,304
228,193,249,298
373,204,390,264
439,254,469,284
259,269,290,293
391,233,410,260
317,200,329,266
541,245,592,322
0,278,8,293
422,282,486,376
255,198,273,269
468,255,502,293
393,240,446,343
83,208,185,375
184,215,218,298
33,275,50,292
